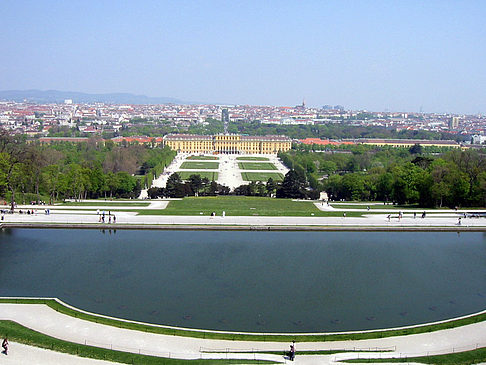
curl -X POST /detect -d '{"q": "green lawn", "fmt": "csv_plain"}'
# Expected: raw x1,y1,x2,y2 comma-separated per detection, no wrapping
186,155,219,160
345,346,486,365
236,156,270,161
59,202,150,207
238,162,277,170
241,172,284,182
178,171,218,181
180,161,219,170
136,196,363,217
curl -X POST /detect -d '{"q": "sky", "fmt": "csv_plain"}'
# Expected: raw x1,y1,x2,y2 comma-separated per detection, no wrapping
1,0,485,114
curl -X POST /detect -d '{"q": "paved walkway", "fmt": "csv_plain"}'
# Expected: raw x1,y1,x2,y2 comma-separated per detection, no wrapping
1,208,485,228
149,153,289,190
2,303,486,364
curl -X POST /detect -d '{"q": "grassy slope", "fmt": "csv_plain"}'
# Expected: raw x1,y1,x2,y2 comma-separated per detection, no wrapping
136,196,363,216
59,202,150,207
345,347,486,365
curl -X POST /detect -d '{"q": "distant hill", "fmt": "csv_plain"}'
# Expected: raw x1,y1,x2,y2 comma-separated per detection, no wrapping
0,89,188,104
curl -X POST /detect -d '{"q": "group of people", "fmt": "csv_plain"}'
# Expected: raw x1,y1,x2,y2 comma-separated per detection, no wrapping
387,211,427,221
97,210,116,224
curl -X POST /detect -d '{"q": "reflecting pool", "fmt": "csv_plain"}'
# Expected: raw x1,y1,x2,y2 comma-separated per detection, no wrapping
1,229,485,332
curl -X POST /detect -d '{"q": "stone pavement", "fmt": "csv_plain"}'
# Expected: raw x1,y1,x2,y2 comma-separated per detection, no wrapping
1,207,485,229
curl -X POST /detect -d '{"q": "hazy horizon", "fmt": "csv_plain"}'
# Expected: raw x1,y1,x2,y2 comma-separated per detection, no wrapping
1,1,485,114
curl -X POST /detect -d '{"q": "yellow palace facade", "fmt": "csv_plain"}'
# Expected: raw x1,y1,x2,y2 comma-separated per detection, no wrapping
163,134,292,154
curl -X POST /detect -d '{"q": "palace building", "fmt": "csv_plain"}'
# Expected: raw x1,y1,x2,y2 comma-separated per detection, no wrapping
163,134,292,154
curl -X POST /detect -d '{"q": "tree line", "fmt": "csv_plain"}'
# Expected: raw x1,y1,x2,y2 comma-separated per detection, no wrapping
148,169,318,200
0,130,175,209
279,145,486,207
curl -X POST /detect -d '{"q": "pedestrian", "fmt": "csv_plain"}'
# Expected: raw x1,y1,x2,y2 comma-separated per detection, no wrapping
2,337,8,355
458,217,462,225
96,209,100,215
413,212,416,219
290,342,295,361
113,215,116,224
343,212,346,218
387,214,391,222
109,215,112,224
422,211,426,219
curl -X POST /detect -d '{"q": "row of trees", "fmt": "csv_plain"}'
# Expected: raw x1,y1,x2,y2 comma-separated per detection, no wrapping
147,173,230,198
149,169,318,200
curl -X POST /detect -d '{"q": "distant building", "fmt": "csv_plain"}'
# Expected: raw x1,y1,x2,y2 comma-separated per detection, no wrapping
221,108,230,123
163,134,292,154
38,137,90,144
449,116,460,130
471,134,486,144
299,138,355,146
111,136,164,146
352,138,461,148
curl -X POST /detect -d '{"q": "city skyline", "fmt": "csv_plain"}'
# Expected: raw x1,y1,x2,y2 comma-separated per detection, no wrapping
1,1,485,114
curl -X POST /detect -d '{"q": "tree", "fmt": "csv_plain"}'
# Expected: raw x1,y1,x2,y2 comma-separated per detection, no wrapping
266,178,278,197
409,143,423,155
276,169,308,199
166,173,181,196
187,174,203,196
42,164,62,204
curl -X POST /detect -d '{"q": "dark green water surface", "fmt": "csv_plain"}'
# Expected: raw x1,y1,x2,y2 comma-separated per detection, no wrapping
1,229,486,333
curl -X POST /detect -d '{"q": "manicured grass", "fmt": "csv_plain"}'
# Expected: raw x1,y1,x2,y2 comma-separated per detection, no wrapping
136,196,363,217
0,320,270,364
60,202,150,207
2,298,486,345
186,155,219,160
238,162,277,170
178,171,218,181
236,157,270,161
241,172,284,182
344,346,486,364
180,162,219,170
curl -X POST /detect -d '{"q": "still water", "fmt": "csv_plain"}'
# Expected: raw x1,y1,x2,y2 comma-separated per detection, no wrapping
1,229,486,333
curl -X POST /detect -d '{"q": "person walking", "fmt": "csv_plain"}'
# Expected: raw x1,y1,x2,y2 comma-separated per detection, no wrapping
290,342,295,361
2,337,8,355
